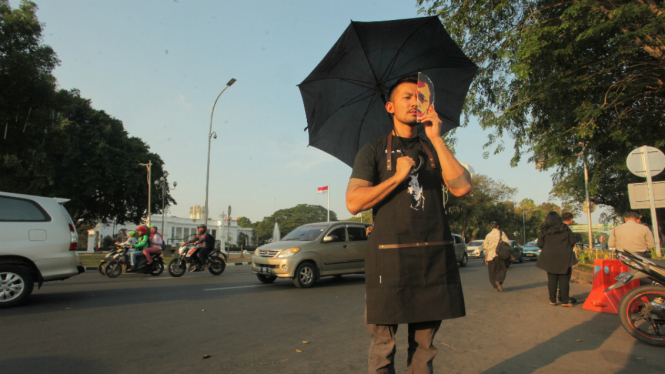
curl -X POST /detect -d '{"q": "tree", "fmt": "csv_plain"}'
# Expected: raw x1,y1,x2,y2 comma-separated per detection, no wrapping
255,204,338,243
418,1,665,218
446,174,517,240
237,216,255,228
345,210,373,223
237,232,249,247
0,2,174,228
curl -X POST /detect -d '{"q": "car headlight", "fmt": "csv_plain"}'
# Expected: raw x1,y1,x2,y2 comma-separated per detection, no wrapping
254,248,261,256
276,248,300,258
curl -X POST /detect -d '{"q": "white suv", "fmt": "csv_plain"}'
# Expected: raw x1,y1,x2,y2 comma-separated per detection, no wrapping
0,191,84,308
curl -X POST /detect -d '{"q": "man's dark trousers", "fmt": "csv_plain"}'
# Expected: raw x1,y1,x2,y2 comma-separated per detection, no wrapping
366,309,441,373
488,257,507,288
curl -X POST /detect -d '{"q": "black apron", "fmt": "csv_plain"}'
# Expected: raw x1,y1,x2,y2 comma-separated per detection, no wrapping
365,133,466,325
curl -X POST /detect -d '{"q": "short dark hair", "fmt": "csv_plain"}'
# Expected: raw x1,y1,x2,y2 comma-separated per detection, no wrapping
489,221,499,229
387,75,417,102
561,212,573,222
625,211,641,220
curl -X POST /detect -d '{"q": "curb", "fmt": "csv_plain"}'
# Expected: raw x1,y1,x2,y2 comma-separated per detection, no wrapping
571,268,594,284
85,261,252,271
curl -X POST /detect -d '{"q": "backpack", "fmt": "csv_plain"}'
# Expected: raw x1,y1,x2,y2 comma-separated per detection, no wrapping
496,232,512,260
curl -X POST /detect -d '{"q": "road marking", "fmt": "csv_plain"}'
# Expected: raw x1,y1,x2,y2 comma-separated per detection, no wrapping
204,284,272,291
147,272,253,280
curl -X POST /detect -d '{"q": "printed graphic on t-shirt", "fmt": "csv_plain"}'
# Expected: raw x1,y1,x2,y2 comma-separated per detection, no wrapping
408,173,425,211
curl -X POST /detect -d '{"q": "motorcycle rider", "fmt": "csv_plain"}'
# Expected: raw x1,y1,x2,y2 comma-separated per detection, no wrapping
144,225,164,265
115,230,137,247
128,226,149,271
187,224,215,271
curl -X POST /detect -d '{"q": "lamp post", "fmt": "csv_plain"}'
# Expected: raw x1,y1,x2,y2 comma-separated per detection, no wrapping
205,78,237,229
154,172,177,237
523,209,533,245
139,160,153,226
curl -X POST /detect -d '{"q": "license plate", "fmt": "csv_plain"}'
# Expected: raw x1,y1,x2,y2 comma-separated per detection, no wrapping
260,266,271,275
526,254,534,257
615,272,633,283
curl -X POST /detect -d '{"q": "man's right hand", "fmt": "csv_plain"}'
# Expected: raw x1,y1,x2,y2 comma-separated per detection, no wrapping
394,156,415,182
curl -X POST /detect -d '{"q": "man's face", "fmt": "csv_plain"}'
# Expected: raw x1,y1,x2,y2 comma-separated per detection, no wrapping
563,219,573,225
416,83,431,120
386,83,418,126
198,228,205,234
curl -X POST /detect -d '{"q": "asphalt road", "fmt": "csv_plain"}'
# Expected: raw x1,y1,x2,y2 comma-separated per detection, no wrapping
0,259,662,374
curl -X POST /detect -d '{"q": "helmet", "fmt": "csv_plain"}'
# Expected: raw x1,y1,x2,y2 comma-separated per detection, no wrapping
136,226,147,234
197,224,207,230
127,231,136,237
148,225,158,231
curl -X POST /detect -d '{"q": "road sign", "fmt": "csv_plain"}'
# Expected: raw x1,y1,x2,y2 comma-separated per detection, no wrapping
628,181,665,209
626,146,665,178
626,146,663,257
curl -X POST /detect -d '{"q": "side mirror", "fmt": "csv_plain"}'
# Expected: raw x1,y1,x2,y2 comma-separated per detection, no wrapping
323,235,335,243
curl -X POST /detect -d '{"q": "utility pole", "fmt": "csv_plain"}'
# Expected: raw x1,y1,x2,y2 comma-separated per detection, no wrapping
139,160,152,226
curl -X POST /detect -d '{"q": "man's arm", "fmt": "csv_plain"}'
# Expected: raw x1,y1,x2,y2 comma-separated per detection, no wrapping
419,106,471,197
346,156,415,215
645,227,656,248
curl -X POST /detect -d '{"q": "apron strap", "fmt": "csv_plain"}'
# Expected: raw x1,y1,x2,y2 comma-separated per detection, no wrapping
386,132,438,172
386,133,393,171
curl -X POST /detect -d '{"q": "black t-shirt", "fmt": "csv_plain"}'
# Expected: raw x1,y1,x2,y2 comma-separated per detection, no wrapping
350,134,438,183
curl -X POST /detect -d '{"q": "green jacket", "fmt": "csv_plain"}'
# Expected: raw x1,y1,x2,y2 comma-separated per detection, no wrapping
134,234,149,251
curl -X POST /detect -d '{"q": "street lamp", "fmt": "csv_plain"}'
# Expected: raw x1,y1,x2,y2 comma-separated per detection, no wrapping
205,78,237,228
154,172,177,237
523,209,533,244
139,160,153,226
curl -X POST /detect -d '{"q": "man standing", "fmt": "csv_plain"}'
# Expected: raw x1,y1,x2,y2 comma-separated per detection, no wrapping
483,221,511,292
609,211,655,257
346,76,471,373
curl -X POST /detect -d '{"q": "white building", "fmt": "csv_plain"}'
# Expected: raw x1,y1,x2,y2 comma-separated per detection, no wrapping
86,215,254,253
189,205,207,220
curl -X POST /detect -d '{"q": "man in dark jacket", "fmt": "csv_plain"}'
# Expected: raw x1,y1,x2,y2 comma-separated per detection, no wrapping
188,224,215,271
346,76,471,373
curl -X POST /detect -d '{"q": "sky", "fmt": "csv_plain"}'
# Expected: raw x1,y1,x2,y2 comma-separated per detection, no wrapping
18,0,605,224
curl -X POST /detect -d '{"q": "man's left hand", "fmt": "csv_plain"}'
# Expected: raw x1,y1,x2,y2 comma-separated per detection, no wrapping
420,105,443,142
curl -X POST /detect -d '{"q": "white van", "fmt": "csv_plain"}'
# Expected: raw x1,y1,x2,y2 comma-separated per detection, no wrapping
0,191,85,308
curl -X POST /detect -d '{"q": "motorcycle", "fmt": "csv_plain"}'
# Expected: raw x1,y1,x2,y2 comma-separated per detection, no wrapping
168,242,226,277
605,250,665,346
104,246,165,278
99,244,131,275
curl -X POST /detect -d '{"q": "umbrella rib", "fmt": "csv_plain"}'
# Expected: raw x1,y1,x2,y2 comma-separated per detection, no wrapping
379,19,433,83
351,22,383,98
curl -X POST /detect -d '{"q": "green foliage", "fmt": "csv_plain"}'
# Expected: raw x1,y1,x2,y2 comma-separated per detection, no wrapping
236,217,255,228
255,204,337,243
345,210,373,223
102,235,114,249
419,0,665,218
0,1,174,228
237,232,249,246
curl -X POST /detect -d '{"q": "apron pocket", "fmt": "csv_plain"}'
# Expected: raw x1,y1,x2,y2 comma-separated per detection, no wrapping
377,247,424,288
423,244,452,286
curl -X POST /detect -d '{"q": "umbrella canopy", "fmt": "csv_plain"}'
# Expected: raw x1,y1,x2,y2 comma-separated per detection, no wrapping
298,16,478,167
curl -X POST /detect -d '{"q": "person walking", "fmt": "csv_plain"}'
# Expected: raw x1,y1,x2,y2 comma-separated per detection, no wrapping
536,212,577,307
608,211,655,258
482,221,510,292
346,75,471,373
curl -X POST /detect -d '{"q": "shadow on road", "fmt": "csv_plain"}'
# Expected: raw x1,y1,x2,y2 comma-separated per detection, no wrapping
480,313,615,373
0,356,111,374
0,274,367,317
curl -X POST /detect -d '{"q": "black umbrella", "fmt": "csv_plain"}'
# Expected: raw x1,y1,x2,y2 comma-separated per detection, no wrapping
298,16,478,167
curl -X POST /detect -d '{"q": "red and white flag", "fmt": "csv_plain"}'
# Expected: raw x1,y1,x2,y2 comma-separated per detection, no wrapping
318,185,329,194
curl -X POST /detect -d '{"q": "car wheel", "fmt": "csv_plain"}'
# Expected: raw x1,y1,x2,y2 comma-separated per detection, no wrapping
293,262,316,288
459,253,468,267
0,265,34,309
257,274,277,284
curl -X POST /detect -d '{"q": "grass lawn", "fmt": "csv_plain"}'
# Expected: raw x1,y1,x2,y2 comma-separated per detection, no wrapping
79,253,252,268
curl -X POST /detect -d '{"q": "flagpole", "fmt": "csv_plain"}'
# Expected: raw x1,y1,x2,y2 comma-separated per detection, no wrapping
327,182,330,222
